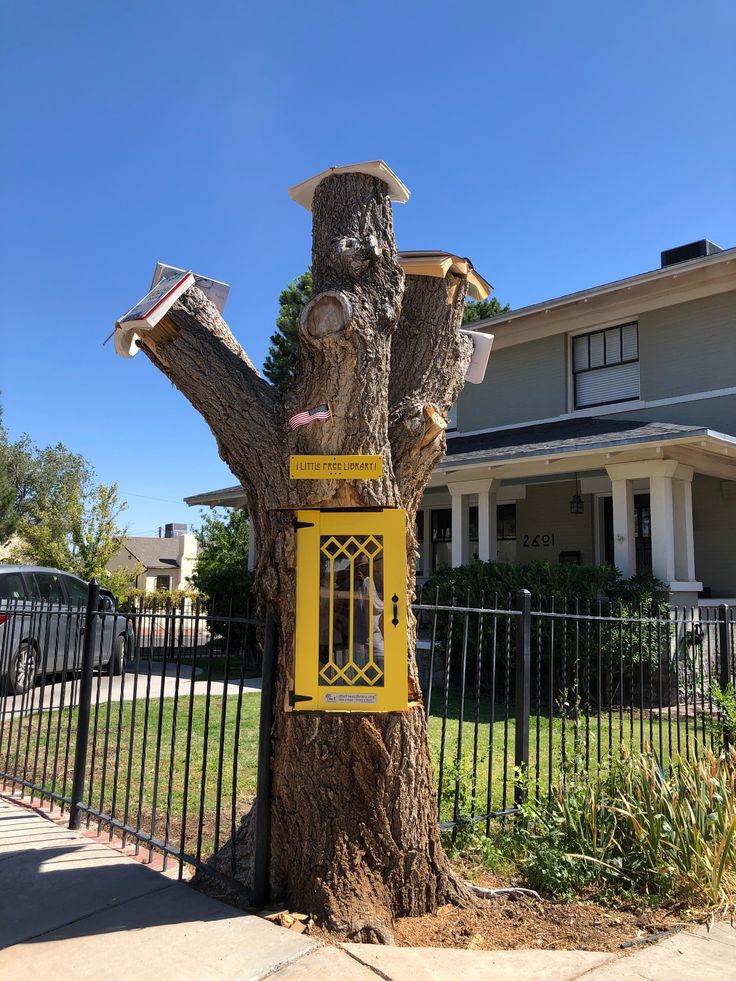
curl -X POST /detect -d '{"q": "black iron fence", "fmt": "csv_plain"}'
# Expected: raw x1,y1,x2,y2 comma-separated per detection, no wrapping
416,587,735,838
0,584,264,897
1,582,734,886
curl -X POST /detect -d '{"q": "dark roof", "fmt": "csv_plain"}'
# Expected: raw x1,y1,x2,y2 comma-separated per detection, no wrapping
443,418,707,466
124,537,181,570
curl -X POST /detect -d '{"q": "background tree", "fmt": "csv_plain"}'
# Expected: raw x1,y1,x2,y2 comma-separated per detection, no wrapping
262,271,313,392
263,271,507,392
190,507,251,615
116,168,492,939
0,398,134,592
20,476,129,584
461,294,510,324
0,411,18,543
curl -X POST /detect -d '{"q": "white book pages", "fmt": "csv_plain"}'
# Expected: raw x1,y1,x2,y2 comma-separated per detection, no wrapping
460,329,495,384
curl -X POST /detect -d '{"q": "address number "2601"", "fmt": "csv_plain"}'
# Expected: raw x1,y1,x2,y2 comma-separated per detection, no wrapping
522,533,555,547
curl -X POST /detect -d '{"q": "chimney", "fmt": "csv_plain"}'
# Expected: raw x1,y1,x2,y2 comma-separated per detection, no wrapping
164,523,188,538
661,239,723,268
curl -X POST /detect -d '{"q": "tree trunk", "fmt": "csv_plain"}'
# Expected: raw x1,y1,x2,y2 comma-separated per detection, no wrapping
124,168,480,940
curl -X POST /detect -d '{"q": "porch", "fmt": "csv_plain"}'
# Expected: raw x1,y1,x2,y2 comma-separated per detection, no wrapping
421,417,736,603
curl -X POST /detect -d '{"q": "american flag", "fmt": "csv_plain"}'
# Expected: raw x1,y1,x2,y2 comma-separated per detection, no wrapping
288,403,332,431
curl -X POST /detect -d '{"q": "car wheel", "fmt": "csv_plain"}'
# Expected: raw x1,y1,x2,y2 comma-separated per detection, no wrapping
8,642,38,695
108,634,125,676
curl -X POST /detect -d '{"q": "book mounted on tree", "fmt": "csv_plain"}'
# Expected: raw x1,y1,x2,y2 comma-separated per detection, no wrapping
150,263,230,315
397,251,492,301
114,269,195,358
114,263,231,359
459,328,494,384
288,160,411,212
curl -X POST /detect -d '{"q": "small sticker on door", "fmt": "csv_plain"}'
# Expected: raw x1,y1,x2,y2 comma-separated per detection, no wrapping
324,693,378,705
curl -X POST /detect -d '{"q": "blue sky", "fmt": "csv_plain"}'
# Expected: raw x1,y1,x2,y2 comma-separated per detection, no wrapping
2,1,734,536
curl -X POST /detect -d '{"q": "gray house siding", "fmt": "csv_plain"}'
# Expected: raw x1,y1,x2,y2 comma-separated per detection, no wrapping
516,481,595,566
692,473,736,597
610,394,736,434
456,288,736,437
457,334,567,431
638,289,736,403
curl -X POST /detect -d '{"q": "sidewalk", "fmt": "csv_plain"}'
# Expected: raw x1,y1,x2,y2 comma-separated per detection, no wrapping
0,794,733,980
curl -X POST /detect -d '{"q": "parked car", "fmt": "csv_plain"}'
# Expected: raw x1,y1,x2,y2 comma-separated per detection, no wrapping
0,566,134,694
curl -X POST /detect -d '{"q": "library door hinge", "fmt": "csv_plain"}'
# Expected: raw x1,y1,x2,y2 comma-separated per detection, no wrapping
292,519,315,530
288,691,314,707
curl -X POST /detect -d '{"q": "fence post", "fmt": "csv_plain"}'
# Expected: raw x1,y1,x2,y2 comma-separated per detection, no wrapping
718,604,732,750
514,588,531,807
69,579,99,830
253,609,278,908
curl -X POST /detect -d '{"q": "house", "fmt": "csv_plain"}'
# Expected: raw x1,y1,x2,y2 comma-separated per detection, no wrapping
108,523,199,593
186,239,736,605
422,238,736,605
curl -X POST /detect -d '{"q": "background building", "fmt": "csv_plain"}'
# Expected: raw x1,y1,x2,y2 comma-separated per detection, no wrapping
108,522,199,593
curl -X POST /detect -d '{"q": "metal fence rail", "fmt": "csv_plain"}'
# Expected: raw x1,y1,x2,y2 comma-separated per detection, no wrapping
417,588,734,840
0,588,263,892
1,581,734,881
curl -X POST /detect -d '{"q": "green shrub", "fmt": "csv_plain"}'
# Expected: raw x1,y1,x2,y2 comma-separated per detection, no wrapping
420,562,671,705
121,588,202,610
518,748,736,911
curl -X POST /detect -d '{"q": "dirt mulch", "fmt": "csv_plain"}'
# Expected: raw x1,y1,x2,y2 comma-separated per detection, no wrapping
394,895,683,952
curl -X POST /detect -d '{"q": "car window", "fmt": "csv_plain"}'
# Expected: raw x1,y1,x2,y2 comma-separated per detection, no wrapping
63,576,89,608
0,573,27,600
30,572,66,604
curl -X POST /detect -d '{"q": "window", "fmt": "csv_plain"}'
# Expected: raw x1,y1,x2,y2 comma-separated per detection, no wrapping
430,509,452,572
497,503,517,541
573,322,639,409
63,576,89,607
469,506,479,543
415,512,425,577
29,572,65,604
0,573,26,600
155,575,172,591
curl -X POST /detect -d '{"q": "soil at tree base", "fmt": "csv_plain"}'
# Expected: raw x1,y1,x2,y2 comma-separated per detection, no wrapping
310,866,686,951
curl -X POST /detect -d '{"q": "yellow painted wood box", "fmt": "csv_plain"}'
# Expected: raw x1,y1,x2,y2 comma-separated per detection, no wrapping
292,508,408,712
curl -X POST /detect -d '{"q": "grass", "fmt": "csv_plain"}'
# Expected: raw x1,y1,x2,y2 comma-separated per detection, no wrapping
0,687,260,865
427,689,715,824
0,682,717,863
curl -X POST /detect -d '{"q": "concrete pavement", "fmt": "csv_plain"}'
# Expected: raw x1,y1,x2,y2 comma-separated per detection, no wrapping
1,794,734,980
1,663,262,718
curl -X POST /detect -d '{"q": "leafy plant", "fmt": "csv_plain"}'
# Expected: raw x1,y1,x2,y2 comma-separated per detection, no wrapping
517,748,736,911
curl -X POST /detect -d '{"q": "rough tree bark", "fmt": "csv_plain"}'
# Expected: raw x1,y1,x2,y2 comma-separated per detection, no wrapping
123,170,482,941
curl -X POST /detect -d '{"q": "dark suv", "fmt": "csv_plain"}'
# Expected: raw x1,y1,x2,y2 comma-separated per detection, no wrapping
0,566,134,694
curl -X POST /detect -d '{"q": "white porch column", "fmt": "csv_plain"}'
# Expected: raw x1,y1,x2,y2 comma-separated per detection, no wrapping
608,475,636,577
672,471,696,582
607,461,699,592
448,478,497,567
247,514,257,572
449,486,464,567
650,472,676,584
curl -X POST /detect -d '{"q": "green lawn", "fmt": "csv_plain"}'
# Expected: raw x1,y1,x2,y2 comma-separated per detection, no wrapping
1,685,715,862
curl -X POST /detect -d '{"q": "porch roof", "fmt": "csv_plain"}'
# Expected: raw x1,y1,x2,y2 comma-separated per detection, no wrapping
437,417,736,483
442,418,708,466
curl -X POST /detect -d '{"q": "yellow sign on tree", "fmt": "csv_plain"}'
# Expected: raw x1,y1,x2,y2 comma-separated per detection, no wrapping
289,455,383,480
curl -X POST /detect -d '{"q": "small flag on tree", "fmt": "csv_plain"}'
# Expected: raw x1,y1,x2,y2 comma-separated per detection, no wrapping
288,404,332,431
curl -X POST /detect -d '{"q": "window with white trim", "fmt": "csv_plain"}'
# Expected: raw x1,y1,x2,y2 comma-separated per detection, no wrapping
572,322,639,409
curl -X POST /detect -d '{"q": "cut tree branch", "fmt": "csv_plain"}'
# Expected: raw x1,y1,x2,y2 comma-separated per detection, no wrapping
388,273,472,508
136,286,284,507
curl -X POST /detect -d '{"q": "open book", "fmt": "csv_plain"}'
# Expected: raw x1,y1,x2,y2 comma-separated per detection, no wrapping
114,269,195,358
397,251,492,301
114,263,231,359
150,263,230,315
